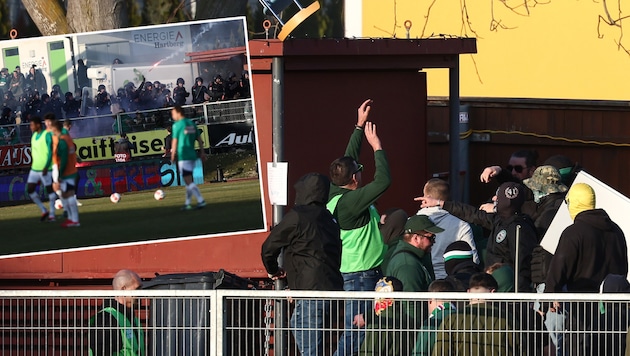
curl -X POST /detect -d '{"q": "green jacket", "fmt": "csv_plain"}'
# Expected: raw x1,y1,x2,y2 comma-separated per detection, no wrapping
328,127,391,272
382,239,433,293
433,303,518,356
359,298,424,356
412,303,455,356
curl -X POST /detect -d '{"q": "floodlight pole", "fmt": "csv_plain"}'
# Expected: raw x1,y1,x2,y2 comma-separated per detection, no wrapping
272,56,288,356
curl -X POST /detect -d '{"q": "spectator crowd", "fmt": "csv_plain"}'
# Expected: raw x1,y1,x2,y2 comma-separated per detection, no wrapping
261,99,630,356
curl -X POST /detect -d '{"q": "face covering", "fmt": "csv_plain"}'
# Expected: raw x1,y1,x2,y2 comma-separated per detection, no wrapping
533,190,547,204
566,183,595,220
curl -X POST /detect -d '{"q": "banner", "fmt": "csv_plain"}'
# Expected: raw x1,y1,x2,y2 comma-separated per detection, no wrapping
208,121,255,148
0,144,32,169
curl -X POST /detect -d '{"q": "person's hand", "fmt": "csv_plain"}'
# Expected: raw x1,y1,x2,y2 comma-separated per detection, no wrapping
357,99,372,128
268,268,287,280
42,167,48,175
52,182,60,193
414,196,442,208
480,165,502,183
479,203,495,213
199,149,206,161
353,314,366,328
364,122,382,152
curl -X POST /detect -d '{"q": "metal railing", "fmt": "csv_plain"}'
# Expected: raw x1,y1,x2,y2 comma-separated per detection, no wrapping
1,290,629,355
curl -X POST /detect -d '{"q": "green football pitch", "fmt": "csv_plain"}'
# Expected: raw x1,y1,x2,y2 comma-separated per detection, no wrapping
0,180,265,257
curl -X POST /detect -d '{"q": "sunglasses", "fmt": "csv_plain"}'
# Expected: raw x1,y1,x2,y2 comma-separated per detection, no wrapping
506,164,527,173
353,163,364,175
417,232,436,242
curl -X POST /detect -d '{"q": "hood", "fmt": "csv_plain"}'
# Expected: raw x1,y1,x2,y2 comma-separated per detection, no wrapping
379,208,408,245
575,209,616,231
294,173,330,206
417,206,450,224
567,183,596,220
496,182,526,219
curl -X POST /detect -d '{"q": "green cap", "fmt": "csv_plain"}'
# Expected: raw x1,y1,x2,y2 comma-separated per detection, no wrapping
404,215,444,234
523,165,568,194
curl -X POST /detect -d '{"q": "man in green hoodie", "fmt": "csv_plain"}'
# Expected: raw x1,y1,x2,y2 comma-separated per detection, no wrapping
328,99,391,356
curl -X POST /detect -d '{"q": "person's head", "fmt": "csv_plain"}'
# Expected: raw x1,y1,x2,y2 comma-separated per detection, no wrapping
544,155,581,186
195,76,203,85
63,120,72,131
29,116,42,133
485,263,514,293
423,178,449,201
402,215,444,252
41,93,50,102
166,124,172,133
15,65,20,73
566,183,596,220
428,279,455,313
113,58,122,65
43,112,57,130
48,118,62,135
29,66,35,74
329,156,363,189
177,77,185,87
213,74,223,84
522,165,568,203
171,106,184,121
112,269,142,308
78,59,85,66
379,208,408,245
494,182,526,218
468,272,498,294
12,70,18,78
444,241,477,276
507,150,538,181
294,173,330,206
98,84,106,93
65,92,73,101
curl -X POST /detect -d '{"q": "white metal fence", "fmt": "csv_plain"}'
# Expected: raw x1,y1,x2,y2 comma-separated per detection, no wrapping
1,290,629,356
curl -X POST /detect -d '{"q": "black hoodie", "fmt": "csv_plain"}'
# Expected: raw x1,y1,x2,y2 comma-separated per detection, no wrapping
261,173,343,290
545,209,628,293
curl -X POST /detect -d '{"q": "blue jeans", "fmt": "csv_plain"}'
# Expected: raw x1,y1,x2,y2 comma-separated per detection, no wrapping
334,268,382,356
291,299,329,356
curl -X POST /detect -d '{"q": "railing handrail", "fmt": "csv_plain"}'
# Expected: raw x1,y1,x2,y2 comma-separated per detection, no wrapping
1,289,629,301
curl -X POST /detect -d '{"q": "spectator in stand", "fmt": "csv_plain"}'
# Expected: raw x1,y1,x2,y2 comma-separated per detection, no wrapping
25,65,47,95
417,178,479,279
545,183,628,293
76,59,89,90
224,72,239,100
434,272,517,354
523,165,569,238
412,279,457,356
261,173,343,356
239,70,251,99
162,125,172,158
191,77,208,104
112,58,123,65
0,68,9,92
209,74,225,102
173,78,189,106
63,92,81,118
0,107,12,125
417,182,538,292
543,154,581,186
24,90,42,121
379,208,408,245
89,269,144,356
9,69,24,98
3,91,18,112
595,274,630,356
328,99,391,356
443,241,483,292
114,133,134,162
95,85,112,115
479,150,539,216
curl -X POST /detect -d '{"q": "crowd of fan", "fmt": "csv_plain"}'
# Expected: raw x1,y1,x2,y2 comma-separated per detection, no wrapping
261,99,630,356
0,68,251,144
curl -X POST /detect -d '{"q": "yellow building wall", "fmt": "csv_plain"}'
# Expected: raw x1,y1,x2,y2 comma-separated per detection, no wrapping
361,0,629,100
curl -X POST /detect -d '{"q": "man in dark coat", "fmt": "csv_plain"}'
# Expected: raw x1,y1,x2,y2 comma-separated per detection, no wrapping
261,172,343,356
418,182,538,292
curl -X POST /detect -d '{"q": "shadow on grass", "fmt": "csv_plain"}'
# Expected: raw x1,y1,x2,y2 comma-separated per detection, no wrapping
0,199,265,257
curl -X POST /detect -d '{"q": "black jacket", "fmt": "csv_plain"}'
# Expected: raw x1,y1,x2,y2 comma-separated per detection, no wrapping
545,209,628,292
444,201,538,292
261,173,343,291
89,299,140,356
530,192,565,239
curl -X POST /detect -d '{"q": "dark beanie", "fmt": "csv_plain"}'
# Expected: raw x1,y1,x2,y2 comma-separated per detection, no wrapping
496,182,525,218
444,241,474,275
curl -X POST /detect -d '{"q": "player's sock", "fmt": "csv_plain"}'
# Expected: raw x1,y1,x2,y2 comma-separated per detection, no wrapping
60,197,69,218
67,196,79,223
48,192,57,217
188,183,204,203
185,185,192,206
29,192,47,213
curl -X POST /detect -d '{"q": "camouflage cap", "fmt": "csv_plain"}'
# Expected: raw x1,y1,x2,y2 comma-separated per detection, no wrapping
523,165,568,194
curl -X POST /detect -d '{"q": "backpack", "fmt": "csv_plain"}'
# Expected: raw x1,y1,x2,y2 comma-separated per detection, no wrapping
530,245,553,284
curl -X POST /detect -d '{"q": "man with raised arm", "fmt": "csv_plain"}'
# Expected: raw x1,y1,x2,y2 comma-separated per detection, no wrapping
328,99,391,356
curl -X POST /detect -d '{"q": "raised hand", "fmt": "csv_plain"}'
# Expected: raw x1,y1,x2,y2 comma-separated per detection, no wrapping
357,99,373,128
364,122,382,152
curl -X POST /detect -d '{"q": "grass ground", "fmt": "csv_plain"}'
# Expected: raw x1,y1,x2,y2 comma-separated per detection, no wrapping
0,180,265,257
